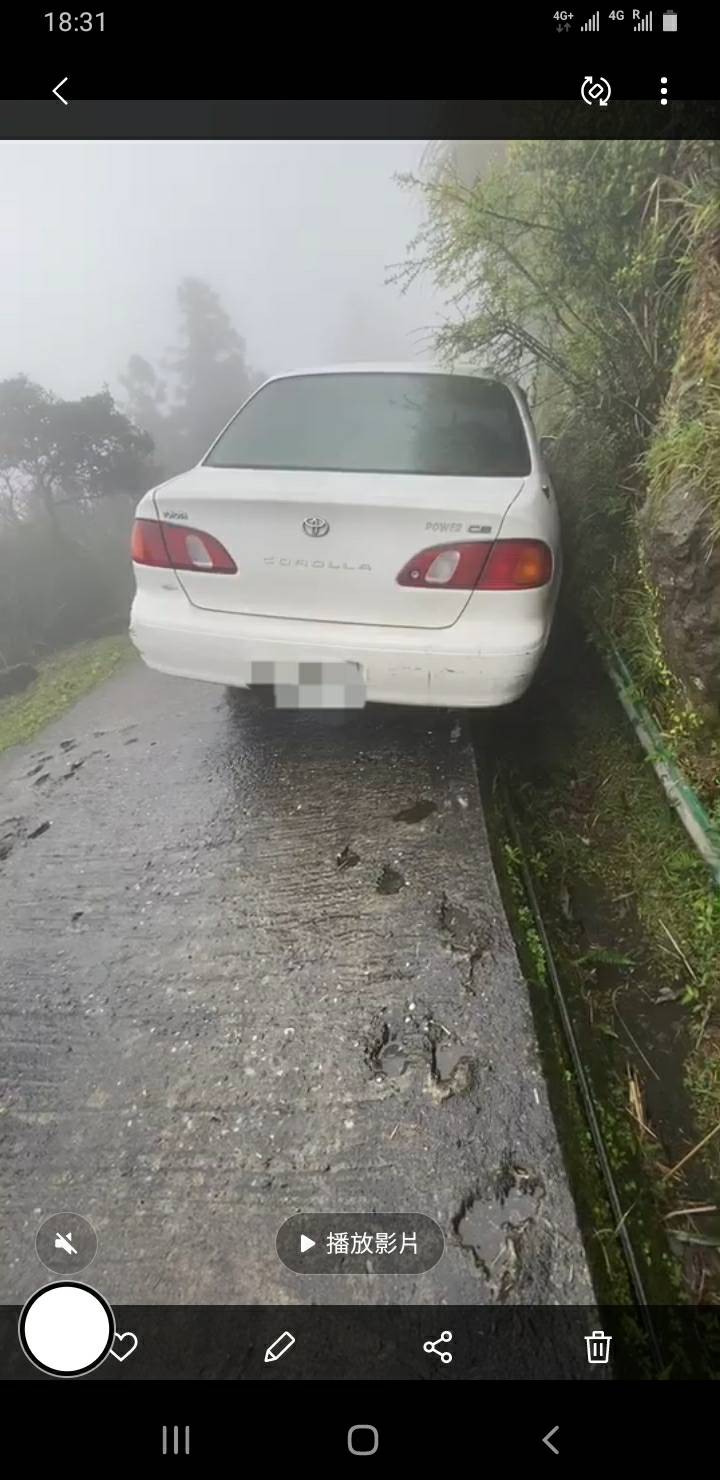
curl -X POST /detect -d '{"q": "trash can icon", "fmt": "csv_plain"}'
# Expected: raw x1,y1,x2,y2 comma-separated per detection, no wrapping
585,1329,612,1365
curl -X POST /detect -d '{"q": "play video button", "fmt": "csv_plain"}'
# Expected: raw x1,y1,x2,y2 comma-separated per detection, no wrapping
276,1213,444,1274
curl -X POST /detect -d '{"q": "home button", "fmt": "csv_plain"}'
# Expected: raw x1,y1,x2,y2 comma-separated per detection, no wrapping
348,1425,379,1456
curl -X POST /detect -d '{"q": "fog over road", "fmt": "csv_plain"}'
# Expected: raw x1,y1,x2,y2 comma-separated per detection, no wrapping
0,660,592,1305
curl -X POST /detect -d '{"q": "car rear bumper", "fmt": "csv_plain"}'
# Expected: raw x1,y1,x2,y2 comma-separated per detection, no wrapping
130,585,549,708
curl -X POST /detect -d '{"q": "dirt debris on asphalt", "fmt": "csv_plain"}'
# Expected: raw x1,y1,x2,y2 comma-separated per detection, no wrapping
0,660,593,1305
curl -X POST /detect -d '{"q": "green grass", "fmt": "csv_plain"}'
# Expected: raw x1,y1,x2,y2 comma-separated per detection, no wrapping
494,826,633,1306
509,661,720,1153
0,635,135,754
599,546,720,810
567,711,720,1034
492,646,720,1304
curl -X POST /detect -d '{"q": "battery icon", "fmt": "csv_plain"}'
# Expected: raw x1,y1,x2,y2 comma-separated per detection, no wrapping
662,8,678,28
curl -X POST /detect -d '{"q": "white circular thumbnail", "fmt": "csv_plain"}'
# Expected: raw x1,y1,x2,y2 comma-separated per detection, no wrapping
19,1282,115,1376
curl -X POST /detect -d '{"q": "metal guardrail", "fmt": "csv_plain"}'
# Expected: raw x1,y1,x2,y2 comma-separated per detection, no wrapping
599,636,720,889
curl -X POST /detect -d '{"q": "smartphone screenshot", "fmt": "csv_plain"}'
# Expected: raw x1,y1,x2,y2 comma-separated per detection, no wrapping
1,5,718,1462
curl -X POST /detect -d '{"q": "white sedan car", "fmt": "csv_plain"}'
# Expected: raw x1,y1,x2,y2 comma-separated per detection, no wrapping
130,364,560,708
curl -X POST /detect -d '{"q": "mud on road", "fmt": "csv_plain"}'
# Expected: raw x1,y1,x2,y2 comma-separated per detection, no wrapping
0,660,593,1304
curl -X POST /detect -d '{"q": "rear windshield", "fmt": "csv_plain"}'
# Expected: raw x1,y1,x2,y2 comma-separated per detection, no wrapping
205,373,531,477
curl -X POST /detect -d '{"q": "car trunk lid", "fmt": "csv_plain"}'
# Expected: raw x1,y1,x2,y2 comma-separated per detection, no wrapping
152,467,526,629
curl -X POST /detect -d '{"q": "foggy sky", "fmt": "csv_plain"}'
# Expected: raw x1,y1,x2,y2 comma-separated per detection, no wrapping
1,139,442,401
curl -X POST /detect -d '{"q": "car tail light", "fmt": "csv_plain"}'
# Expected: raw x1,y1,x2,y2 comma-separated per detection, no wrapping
396,539,552,591
480,539,553,589
131,519,237,573
397,542,492,589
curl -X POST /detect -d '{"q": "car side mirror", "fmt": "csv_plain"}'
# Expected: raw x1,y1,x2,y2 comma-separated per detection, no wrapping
539,435,556,461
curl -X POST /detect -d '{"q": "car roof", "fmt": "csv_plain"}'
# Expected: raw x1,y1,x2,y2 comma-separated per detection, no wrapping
264,362,509,384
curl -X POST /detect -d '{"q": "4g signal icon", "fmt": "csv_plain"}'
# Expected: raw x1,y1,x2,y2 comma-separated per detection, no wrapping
606,7,675,20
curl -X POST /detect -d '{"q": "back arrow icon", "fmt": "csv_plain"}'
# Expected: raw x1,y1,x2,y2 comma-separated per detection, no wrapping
542,1426,560,1455
53,77,69,105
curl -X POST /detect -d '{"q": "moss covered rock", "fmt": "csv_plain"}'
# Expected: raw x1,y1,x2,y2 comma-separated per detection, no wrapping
639,209,720,712
639,488,720,713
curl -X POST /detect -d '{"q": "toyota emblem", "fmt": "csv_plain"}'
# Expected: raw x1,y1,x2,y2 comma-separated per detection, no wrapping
302,516,330,538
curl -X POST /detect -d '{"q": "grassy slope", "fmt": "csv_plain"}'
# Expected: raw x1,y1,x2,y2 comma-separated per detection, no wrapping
0,636,134,754
491,624,720,1303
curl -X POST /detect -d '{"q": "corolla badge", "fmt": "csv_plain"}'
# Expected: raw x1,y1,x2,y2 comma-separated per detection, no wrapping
302,516,330,538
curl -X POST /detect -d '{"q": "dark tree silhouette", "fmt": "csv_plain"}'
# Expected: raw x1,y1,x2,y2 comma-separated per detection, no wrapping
122,278,259,474
0,375,155,526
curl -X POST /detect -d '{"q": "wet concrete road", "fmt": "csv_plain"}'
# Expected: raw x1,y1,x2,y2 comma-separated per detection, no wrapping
0,660,593,1305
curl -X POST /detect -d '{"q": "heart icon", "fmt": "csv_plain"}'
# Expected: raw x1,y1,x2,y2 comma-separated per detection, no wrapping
110,1330,138,1362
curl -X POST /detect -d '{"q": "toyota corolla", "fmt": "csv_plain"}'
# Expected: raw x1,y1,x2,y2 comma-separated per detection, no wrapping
129,364,561,708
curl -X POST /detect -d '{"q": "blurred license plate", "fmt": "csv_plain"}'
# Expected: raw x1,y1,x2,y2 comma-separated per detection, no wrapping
266,660,366,709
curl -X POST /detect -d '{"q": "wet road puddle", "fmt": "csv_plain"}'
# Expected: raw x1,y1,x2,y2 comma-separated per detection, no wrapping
454,1169,544,1293
377,864,406,895
392,799,438,824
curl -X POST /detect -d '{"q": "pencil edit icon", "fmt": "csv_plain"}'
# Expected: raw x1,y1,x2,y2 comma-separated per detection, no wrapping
264,1331,296,1364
